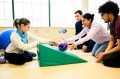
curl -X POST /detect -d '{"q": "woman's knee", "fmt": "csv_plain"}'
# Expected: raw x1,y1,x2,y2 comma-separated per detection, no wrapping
94,50,102,57
91,51,95,56
91,48,97,56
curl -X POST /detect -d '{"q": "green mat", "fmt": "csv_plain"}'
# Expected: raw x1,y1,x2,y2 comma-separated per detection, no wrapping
37,44,87,67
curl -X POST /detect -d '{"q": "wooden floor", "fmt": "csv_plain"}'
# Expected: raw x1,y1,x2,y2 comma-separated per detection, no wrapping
0,48,120,79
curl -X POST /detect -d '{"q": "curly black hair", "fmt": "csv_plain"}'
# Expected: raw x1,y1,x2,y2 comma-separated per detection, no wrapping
98,1,119,16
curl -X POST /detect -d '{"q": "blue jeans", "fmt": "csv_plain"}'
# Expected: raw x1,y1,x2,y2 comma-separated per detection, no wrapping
91,41,109,56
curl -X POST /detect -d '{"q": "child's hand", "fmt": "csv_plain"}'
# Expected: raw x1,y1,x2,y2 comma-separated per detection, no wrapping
82,45,88,52
49,41,58,46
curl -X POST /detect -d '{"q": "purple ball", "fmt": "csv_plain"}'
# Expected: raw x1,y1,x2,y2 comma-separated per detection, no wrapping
58,43,68,51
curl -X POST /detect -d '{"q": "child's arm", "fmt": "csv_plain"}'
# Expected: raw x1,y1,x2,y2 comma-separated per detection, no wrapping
28,32,50,44
11,35,40,51
9,32,47,51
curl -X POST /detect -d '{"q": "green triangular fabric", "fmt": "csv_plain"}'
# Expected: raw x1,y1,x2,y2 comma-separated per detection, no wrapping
37,44,87,67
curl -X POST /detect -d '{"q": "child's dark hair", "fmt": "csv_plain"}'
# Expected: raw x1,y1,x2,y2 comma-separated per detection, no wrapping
98,1,119,16
74,10,83,15
83,13,94,22
13,18,30,29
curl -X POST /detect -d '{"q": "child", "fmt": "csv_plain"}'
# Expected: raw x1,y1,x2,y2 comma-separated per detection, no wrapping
74,10,95,52
65,13,110,56
97,1,120,67
5,18,56,65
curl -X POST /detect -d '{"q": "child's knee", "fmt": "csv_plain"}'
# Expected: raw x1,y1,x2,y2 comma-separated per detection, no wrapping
25,56,33,62
9,59,25,65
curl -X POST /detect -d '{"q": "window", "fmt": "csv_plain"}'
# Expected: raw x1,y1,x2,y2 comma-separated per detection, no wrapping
14,0,49,27
1,0,119,27
88,0,109,29
51,0,82,27
0,0,12,27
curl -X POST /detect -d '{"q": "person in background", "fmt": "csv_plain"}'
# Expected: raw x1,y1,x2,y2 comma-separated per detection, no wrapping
96,1,120,67
74,10,95,52
65,13,110,56
5,18,56,65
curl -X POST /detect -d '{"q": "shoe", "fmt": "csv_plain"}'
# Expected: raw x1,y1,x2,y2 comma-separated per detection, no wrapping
25,51,36,57
0,57,6,64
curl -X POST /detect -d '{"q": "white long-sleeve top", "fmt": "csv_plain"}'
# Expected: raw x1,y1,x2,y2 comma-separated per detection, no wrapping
66,22,110,45
5,31,50,53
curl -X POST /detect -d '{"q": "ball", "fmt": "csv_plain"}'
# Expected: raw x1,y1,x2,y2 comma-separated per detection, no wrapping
0,29,16,50
58,42,68,51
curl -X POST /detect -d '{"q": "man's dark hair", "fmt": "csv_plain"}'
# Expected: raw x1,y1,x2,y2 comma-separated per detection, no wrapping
98,1,119,16
74,10,82,15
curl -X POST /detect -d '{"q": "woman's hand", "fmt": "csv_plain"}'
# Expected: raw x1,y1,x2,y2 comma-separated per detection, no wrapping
69,43,77,50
